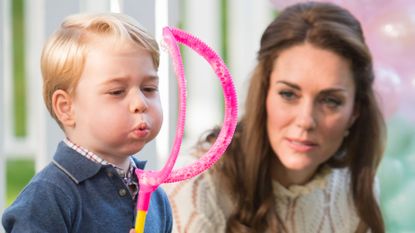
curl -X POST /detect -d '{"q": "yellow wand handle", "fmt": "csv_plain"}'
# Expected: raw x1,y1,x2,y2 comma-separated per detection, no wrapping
135,210,147,233
134,186,153,233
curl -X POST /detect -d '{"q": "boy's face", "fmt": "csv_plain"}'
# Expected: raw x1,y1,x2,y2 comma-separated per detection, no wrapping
69,37,162,163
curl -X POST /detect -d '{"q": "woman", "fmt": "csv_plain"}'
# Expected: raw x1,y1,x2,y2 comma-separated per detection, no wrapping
164,2,385,232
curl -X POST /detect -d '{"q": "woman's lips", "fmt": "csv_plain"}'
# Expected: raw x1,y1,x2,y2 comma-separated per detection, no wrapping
286,138,318,153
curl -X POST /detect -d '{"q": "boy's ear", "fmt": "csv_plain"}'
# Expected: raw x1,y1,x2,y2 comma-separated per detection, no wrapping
52,90,75,128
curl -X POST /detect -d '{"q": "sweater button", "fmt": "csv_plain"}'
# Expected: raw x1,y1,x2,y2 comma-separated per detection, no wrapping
119,189,127,196
107,172,114,177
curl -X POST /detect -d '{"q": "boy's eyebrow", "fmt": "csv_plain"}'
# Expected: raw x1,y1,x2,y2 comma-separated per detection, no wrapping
101,75,159,85
101,77,128,85
144,74,159,82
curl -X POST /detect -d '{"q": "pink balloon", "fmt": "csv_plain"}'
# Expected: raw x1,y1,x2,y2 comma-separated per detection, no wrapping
326,0,411,19
374,64,402,119
364,1,415,69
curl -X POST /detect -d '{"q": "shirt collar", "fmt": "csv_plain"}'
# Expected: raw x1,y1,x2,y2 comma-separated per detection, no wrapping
53,141,146,184
63,138,136,178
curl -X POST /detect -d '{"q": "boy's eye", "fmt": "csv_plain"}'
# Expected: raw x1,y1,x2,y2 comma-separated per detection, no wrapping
278,90,297,100
108,89,125,96
142,86,159,93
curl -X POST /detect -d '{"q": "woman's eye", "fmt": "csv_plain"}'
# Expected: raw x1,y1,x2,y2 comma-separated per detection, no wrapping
278,90,297,100
321,96,342,108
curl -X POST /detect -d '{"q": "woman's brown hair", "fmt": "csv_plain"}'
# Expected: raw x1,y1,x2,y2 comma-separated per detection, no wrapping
199,2,386,232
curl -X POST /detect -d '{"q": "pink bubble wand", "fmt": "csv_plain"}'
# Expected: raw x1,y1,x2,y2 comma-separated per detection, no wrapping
134,27,238,233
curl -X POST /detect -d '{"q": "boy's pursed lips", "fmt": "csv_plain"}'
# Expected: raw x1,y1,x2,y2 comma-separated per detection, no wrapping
132,122,150,138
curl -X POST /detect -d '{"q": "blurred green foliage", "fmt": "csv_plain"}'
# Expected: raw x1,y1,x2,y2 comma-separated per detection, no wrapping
6,0,32,206
12,0,26,137
6,159,35,206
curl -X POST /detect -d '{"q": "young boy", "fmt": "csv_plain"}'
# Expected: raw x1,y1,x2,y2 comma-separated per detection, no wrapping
2,12,172,233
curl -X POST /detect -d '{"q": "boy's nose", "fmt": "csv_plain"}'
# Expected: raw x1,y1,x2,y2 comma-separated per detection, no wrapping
296,101,317,131
130,92,148,113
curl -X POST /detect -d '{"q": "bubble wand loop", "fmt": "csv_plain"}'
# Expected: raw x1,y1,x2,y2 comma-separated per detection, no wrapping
134,27,238,232
134,27,187,233
164,27,238,183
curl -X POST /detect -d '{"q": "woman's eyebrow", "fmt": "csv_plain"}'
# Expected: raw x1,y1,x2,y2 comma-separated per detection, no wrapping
276,80,301,90
276,81,348,94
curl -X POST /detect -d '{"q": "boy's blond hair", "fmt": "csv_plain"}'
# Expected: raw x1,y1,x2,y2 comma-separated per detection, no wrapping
41,12,159,124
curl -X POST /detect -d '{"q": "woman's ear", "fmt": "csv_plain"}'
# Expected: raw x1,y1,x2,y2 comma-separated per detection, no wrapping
52,90,75,128
347,105,360,128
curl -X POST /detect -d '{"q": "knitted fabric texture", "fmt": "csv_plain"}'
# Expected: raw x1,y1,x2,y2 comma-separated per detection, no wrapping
163,162,361,233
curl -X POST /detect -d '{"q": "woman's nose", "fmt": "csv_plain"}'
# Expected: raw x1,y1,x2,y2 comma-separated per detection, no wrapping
129,91,148,113
296,100,317,131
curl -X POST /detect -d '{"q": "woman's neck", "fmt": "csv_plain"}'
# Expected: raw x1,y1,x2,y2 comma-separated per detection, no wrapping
271,159,319,187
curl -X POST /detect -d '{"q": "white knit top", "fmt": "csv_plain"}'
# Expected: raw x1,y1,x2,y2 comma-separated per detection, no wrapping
163,161,363,233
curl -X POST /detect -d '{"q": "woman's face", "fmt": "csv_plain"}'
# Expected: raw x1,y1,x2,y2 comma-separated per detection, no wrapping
266,43,358,177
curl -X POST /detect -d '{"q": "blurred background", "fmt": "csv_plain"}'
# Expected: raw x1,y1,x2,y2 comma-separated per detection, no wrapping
1,0,414,232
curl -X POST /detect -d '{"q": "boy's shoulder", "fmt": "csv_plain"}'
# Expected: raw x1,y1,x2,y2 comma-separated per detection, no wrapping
11,141,98,203
51,141,104,183
15,141,106,202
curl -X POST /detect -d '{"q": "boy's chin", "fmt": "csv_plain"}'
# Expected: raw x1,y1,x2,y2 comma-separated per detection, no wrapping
124,144,146,155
